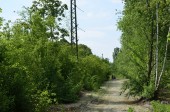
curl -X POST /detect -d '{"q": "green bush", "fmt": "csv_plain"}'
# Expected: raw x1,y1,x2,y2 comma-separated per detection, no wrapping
0,91,13,112
128,107,135,112
142,83,155,99
81,55,111,91
34,90,54,112
151,101,170,112
0,2,112,111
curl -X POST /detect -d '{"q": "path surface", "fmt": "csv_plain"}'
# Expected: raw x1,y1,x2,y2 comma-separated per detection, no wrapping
50,79,151,112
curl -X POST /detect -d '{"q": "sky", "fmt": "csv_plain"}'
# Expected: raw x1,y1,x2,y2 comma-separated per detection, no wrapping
0,0,124,62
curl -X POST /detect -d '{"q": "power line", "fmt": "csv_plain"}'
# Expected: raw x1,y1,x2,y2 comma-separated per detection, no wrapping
76,6,84,12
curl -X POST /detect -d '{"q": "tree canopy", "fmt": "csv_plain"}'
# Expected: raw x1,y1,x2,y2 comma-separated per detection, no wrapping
114,0,170,99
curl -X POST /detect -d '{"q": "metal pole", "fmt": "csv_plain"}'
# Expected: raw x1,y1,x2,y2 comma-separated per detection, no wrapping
70,0,73,46
71,0,78,60
74,0,78,60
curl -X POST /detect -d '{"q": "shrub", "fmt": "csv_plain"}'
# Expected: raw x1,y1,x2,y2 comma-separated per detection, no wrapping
151,101,170,112
128,107,135,112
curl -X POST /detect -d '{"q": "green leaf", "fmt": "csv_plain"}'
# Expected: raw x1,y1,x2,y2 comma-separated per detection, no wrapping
167,33,170,41
167,33,170,38
168,38,170,41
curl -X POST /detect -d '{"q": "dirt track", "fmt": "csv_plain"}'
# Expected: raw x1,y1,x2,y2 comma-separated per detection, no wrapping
50,80,151,112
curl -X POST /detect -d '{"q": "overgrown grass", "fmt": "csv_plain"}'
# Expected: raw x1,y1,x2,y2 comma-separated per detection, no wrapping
128,107,135,112
151,101,170,112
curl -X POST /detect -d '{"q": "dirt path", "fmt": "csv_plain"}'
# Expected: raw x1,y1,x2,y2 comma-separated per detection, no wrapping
76,80,150,112
50,79,151,112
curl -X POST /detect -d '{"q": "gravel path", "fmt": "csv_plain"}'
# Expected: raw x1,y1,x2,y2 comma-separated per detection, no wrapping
78,80,150,112
50,79,151,112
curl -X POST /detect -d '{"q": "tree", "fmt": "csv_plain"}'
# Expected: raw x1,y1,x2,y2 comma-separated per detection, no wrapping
30,0,68,40
115,0,170,99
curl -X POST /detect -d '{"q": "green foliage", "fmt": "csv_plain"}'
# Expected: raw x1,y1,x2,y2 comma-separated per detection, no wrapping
115,0,170,99
151,101,170,112
0,90,13,112
81,55,111,90
78,44,92,57
167,33,170,41
35,90,55,112
128,107,135,112
0,1,111,111
142,83,155,99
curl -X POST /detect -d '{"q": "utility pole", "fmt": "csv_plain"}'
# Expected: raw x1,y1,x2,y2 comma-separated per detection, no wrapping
71,0,78,60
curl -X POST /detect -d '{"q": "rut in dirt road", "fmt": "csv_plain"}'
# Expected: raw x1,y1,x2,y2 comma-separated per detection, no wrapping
79,79,150,112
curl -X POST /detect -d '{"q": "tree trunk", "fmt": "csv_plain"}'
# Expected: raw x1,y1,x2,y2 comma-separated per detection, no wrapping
147,9,154,86
156,28,169,90
155,3,159,88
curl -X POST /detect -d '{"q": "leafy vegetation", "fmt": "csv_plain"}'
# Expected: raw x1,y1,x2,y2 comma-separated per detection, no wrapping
114,0,170,100
0,0,111,112
152,101,170,112
128,107,135,112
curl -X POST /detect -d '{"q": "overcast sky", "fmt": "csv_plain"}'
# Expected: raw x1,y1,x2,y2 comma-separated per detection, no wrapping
0,0,124,62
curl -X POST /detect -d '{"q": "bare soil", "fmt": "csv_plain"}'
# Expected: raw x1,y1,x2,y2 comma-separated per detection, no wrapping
49,79,151,112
